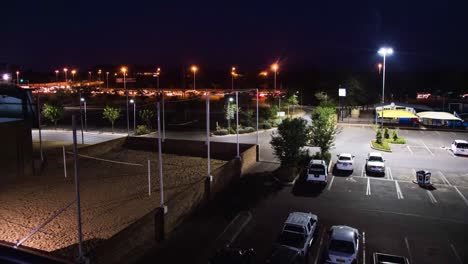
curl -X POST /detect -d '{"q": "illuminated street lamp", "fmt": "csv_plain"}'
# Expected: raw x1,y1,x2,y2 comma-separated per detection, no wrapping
106,72,109,89
154,67,165,141
191,65,198,91
271,63,280,108
121,66,130,135
231,67,236,90
227,97,234,130
377,47,394,130
88,71,92,82
130,99,136,133
71,70,76,82
55,70,59,82
80,97,87,131
98,69,102,81
63,68,68,83
378,63,382,75
16,71,19,85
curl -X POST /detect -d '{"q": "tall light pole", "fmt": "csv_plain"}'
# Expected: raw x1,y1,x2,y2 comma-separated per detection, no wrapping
88,71,92,82
231,67,236,90
227,97,234,129
378,47,393,130
235,91,240,158
130,99,136,134
271,63,280,109
191,65,198,91
121,67,129,135
155,67,165,141
71,70,76,82
63,68,68,83
98,69,102,81
55,70,59,83
80,97,87,131
16,71,19,85
106,72,109,89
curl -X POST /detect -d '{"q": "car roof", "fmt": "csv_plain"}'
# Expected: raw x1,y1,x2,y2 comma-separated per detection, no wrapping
339,153,353,158
309,159,326,165
285,212,317,227
454,139,468,144
368,152,382,157
330,225,357,241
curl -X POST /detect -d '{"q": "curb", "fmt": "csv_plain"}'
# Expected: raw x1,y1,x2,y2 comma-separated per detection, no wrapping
369,141,392,153
211,127,277,137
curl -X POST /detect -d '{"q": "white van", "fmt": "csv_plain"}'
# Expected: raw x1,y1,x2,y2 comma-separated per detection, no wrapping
451,140,468,156
306,160,328,185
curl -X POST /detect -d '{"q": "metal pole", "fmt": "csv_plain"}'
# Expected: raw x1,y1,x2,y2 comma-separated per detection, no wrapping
256,89,259,146
227,100,231,130
106,73,109,89
193,71,196,91
72,115,84,262
206,92,211,181
236,91,239,158
79,93,84,144
125,73,129,135
84,101,87,132
381,54,386,130
162,91,166,142
148,160,151,196
231,74,234,91
63,146,67,178
37,92,43,161
133,102,136,134
157,103,164,209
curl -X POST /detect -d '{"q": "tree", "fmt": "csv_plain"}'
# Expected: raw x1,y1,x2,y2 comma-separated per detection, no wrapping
376,129,383,144
285,94,299,116
270,118,310,168
342,77,367,106
314,91,336,108
309,106,338,158
139,108,156,129
224,102,237,129
241,109,254,127
42,104,64,129
103,106,120,133
384,128,390,139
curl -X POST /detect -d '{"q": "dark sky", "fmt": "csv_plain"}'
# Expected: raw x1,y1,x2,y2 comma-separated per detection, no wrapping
2,0,468,72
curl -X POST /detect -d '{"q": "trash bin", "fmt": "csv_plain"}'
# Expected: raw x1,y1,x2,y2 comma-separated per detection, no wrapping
416,170,431,186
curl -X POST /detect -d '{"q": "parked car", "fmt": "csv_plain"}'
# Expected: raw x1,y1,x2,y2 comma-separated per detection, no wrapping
325,225,360,264
336,153,355,171
209,246,255,264
451,139,468,156
266,245,302,264
274,212,318,260
366,152,386,176
306,160,328,184
373,252,410,264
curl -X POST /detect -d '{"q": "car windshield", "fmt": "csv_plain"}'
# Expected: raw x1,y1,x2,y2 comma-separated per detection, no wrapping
284,225,304,233
339,156,351,161
456,143,468,149
329,239,355,254
278,231,306,249
309,164,325,174
368,156,383,162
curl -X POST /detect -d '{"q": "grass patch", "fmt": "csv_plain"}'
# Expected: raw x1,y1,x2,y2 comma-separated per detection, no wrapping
387,137,406,144
371,140,391,151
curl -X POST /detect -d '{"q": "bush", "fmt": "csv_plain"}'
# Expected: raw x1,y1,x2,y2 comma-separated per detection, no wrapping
213,129,229,136
388,137,406,144
135,125,150,135
376,130,383,144
260,122,272,129
384,128,390,139
227,127,236,134
310,151,331,165
239,127,255,134
392,130,398,141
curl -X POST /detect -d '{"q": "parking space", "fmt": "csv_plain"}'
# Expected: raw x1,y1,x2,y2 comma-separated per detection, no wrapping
406,237,464,264
389,167,415,182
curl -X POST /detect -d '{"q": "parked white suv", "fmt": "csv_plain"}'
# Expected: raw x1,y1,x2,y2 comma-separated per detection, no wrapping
336,153,354,171
275,212,318,259
365,152,385,176
306,160,328,185
451,140,468,156
325,225,360,264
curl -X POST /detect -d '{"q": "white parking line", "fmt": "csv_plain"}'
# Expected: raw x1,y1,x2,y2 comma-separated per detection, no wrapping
387,167,394,180
406,145,413,155
395,181,404,199
362,164,366,177
450,244,463,264
362,231,366,264
454,187,468,207
435,131,441,135
313,229,326,264
404,237,413,264
327,176,335,191
366,178,371,196
438,171,452,186
426,190,438,204
420,140,435,156
451,132,456,136
420,130,425,134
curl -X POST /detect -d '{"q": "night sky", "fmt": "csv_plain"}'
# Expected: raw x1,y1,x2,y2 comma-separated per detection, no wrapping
2,0,468,72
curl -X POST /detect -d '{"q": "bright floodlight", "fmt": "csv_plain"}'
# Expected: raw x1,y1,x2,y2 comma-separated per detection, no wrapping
191,65,198,73
80,98,85,102
378,47,394,56
2,73,10,81
229,97,234,102
130,99,135,104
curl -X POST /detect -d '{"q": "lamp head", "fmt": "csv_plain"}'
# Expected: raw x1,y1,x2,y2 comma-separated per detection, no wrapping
130,99,135,104
80,97,85,102
378,47,394,56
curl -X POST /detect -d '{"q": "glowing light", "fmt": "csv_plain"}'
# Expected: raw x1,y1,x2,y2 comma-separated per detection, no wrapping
130,99,135,104
378,47,394,56
271,63,279,72
2,73,10,81
121,67,127,73
191,65,198,73
63,68,68,72
71,70,77,75
259,71,268,76
80,98,85,102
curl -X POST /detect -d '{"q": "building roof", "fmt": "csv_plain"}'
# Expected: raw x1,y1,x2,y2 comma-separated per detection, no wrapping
377,110,418,118
374,102,433,111
417,111,462,121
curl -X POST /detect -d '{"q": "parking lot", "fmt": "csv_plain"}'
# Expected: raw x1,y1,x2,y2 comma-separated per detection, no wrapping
229,126,468,263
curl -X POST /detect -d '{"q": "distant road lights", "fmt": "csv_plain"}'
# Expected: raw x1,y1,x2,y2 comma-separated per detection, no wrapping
2,73,10,81
16,71,19,85
80,97,87,131
191,65,198,91
63,68,68,82
71,70,77,81
98,69,102,81
55,70,59,82
106,72,109,89
121,66,130,135
259,71,268,77
130,99,136,133
377,63,382,74
271,63,279,92
231,67,237,90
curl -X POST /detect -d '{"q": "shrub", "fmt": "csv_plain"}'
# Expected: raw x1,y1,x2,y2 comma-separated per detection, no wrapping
240,127,255,133
260,123,272,129
213,129,229,136
376,130,383,144
227,127,236,134
135,125,150,135
371,139,391,151
384,128,390,139
392,130,399,141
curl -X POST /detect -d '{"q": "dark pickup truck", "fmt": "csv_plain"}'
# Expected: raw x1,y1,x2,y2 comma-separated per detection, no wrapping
373,253,410,264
